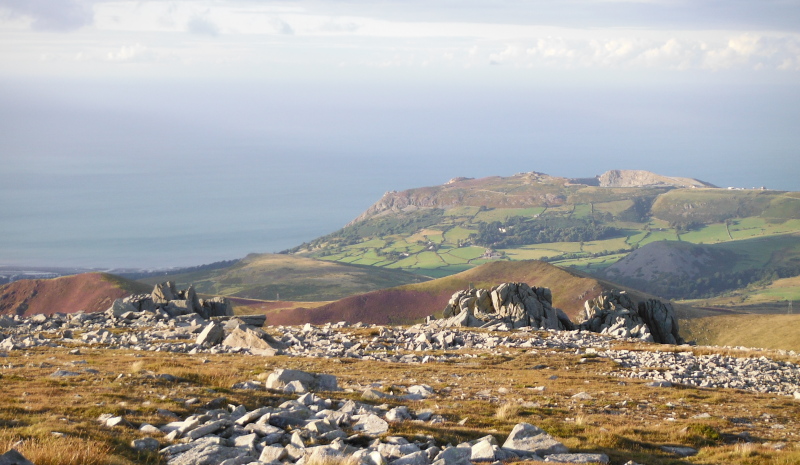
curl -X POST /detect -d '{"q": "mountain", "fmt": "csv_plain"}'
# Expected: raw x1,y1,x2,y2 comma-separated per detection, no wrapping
0,273,150,317
262,260,703,326
138,253,430,302
290,169,800,293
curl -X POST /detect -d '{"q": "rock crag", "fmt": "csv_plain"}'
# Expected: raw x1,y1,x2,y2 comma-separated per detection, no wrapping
107,281,233,320
433,284,683,345
598,169,715,188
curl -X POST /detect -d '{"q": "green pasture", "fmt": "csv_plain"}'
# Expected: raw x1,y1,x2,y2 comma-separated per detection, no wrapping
678,223,731,244
345,238,388,249
502,248,563,260
443,246,486,261
442,226,477,243
625,230,648,246
570,203,592,219
436,252,469,265
555,253,627,272
763,195,800,219
593,199,634,216
581,236,631,253
443,206,481,218
414,251,446,268
639,229,679,245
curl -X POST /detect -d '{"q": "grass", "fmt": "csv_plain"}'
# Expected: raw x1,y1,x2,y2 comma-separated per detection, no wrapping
1,329,799,465
680,314,800,351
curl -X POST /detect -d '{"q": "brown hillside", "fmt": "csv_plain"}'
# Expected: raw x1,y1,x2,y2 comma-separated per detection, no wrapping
266,260,687,326
0,273,150,317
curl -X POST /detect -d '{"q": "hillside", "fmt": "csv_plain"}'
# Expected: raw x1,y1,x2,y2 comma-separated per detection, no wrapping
603,233,800,300
682,314,800,351
138,253,430,301
263,260,703,326
288,170,800,304
0,273,150,317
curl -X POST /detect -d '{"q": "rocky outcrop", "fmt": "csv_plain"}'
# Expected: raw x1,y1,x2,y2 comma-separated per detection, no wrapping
576,290,683,344
433,285,683,345
106,281,233,320
598,169,715,188
436,283,573,331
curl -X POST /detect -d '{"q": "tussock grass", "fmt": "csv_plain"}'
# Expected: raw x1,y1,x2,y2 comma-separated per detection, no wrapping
0,434,115,465
495,402,521,421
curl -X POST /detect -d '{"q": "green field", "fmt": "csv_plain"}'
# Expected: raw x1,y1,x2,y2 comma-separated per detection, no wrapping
288,175,800,294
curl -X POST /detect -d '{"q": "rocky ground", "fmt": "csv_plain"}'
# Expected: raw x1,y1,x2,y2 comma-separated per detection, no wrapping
2,306,800,464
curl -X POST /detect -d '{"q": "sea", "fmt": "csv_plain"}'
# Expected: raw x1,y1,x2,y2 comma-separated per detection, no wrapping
2,77,799,269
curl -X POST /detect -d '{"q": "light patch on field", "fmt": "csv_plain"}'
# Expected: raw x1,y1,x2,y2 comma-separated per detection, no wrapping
406,229,445,243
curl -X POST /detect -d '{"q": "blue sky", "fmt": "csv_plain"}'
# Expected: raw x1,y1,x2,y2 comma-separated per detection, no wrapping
1,1,799,267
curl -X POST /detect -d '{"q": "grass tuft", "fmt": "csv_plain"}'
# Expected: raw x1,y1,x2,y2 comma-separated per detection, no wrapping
495,402,521,421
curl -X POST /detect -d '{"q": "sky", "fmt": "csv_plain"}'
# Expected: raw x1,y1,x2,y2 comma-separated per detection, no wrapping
1,0,799,268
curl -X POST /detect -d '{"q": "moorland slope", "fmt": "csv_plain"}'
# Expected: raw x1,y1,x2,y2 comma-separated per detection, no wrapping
0,273,149,317
138,253,429,301
264,260,703,326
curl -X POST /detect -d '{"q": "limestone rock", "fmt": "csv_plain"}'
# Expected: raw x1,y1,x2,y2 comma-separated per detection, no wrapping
264,368,338,392
637,299,685,345
502,422,568,457
436,283,571,330
352,414,389,436
221,326,285,356
152,281,178,304
196,322,224,347
132,437,161,452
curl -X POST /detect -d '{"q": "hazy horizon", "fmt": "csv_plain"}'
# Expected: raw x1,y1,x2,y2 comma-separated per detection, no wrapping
2,0,799,269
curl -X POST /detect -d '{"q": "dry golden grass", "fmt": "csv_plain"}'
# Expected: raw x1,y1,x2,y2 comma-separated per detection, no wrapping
0,435,116,465
495,402,522,421
0,329,799,464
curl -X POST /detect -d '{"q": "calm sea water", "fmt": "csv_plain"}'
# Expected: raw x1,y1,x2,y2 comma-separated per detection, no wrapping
2,78,798,269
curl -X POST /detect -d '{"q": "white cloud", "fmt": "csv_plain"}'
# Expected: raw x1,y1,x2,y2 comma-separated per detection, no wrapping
0,0,94,31
106,43,151,62
187,15,219,37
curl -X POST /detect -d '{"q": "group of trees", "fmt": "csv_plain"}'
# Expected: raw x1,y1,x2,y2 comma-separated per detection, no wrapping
474,217,618,248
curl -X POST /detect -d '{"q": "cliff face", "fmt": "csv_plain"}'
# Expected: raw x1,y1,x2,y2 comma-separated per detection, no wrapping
347,172,570,225
598,170,716,188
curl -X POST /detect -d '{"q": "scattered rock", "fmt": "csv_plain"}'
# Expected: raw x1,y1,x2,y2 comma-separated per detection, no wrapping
132,437,161,451
660,445,698,457
502,422,569,457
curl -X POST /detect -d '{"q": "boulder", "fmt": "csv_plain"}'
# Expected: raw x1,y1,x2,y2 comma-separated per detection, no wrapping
152,281,178,304
352,414,389,436
637,299,685,345
196,322,225,347
221,326,285,356
501,422,568,457
264,368,338,392
201,297,234,318
435,283,572,330
0,316,16,328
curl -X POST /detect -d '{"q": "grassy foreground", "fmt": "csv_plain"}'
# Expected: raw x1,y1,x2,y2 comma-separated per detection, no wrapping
681,314,800,352
1,333,799,464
